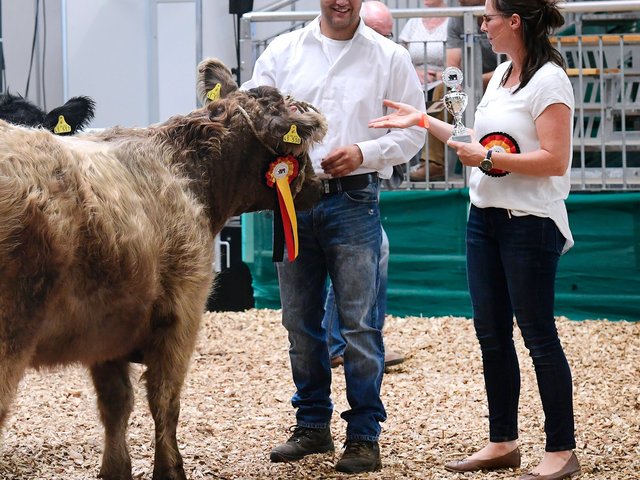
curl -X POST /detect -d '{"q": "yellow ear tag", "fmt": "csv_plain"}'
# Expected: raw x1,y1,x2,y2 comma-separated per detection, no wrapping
206,83,221,101
53,115,72,134
283,125,302,144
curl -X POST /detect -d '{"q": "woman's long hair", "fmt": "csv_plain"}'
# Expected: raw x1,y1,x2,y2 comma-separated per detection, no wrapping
496,0,566,93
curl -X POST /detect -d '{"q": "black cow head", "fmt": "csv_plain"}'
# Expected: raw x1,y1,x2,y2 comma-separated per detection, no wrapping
0,92,95,135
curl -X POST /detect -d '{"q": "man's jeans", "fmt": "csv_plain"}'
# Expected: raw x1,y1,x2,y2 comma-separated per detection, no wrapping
466,205,576,452
277,182,386,442
323,228,389,360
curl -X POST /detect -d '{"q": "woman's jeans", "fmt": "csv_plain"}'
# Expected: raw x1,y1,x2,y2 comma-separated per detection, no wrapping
276,182,386,442
466,205,576,452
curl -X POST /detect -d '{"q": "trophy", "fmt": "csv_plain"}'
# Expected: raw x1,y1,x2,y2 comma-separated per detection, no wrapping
443,66,472,143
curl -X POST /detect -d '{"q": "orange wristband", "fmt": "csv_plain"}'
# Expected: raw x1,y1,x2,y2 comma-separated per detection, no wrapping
418,113,429,129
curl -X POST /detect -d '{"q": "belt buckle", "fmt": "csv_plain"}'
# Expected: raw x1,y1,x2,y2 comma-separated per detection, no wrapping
323,180,331,194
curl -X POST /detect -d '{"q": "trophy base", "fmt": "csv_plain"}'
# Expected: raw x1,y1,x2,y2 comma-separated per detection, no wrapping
451,133,472,143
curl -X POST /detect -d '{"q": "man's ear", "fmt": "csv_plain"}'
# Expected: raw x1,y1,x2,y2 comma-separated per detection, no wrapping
196,58,239,105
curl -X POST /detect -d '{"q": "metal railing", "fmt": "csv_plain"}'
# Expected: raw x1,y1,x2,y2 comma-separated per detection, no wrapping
240,1,640,191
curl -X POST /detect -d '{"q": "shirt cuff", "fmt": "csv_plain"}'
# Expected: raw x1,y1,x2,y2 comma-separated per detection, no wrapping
356,140,382,170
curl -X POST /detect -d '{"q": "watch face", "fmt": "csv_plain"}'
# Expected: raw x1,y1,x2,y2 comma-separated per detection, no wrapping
479,132,520,178
480,158,493,171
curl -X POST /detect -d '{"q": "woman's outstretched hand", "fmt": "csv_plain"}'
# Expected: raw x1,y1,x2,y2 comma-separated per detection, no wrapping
369,99,424,129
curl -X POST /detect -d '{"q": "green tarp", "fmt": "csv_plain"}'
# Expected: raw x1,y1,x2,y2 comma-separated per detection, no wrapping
242,190,640,321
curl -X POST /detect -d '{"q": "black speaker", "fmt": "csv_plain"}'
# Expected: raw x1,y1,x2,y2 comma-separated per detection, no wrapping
206,225,255,312
229,0,253,15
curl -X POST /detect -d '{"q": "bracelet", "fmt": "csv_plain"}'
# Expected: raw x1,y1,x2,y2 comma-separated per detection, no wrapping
417,113,429,129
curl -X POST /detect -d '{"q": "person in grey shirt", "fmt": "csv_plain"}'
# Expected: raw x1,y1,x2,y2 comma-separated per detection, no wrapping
447,0,498,88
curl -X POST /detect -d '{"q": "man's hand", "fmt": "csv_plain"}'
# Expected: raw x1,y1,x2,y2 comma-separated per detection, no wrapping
321,145,364,177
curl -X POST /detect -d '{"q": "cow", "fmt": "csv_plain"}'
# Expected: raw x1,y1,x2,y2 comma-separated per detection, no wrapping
0,58,326,480
0,92,95,134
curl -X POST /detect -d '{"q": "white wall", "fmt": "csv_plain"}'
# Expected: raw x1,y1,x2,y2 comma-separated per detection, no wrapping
4,0,63,109
0,0,422,127
2,0,242,128
65,0,150,127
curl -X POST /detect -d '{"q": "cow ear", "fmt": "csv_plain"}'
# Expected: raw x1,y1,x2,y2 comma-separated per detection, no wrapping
42,96,96,135
0,92,46,127
197,58,238,105
274,112,328,148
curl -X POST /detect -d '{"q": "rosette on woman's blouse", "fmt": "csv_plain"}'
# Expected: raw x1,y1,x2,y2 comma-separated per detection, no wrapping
479,132,520,177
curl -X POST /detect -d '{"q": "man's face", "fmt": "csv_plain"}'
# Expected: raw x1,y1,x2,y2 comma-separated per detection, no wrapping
320,0,362,39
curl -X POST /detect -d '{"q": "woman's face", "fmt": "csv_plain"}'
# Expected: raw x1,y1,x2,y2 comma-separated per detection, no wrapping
481,0,512,54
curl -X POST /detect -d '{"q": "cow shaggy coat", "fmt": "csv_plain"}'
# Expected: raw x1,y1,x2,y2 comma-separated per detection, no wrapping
0,58,326,480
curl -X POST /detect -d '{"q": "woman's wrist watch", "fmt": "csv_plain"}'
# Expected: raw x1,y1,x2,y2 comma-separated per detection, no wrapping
479,149,493,172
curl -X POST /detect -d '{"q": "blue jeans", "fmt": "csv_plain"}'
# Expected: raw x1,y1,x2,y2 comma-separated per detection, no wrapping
323,228,389,359
466,206,576,452
276,182,386,442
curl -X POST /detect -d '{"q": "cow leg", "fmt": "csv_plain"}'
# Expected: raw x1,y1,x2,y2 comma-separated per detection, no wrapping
144,320,196,480
90,360,134,480
0,354,30,431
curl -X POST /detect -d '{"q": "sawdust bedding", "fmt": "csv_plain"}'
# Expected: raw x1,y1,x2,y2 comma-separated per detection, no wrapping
0,309,637,479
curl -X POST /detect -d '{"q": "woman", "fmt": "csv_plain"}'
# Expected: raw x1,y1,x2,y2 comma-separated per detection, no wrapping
399,0,449,93
399,0,449,181
369,1,580,479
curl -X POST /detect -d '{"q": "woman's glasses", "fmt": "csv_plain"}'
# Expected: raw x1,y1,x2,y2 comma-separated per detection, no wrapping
482,13,506,23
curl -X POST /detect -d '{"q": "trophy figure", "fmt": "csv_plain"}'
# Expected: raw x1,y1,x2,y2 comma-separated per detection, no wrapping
443,66,472,143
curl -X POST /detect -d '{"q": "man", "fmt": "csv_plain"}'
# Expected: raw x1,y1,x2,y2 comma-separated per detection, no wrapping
360,0,393,38
242,0,425,473
323,0,405,370
446,0,497,88
410,0,497,181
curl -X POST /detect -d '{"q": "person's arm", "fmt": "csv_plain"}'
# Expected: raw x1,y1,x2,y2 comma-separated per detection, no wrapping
481,71,494,89
355,49,427,173
446,48,462,69
449,102,572,176
368,99,454,144
445,16,463,69
371,99,572,178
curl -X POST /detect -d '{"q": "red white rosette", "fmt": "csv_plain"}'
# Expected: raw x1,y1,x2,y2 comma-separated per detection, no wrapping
479,132,520,178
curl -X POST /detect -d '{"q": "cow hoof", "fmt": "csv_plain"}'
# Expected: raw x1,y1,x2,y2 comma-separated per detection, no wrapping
98,472,133,480
152,467,187,480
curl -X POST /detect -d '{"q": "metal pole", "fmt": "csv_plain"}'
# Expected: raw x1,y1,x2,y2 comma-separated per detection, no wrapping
239,15,253,85
0,0,4,94
147,0,160,125
61,0,68,101
195,0,202,63
34,0,42,106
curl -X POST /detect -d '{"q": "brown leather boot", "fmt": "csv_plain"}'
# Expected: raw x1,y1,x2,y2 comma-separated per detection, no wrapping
330,350,405,369
409,160,444,181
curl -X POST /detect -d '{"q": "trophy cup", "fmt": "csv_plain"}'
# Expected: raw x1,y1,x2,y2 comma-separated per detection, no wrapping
443,66,472,143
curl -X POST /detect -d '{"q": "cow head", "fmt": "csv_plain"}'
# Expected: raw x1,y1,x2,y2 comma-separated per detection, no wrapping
0,92,95,135
196,58,325,212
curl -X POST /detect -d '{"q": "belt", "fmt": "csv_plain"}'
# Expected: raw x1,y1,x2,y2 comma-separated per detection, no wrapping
321,173,378,195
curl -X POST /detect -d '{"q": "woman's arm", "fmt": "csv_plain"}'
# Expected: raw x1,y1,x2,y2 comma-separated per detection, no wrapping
369,99,454,143
449,103,572,177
